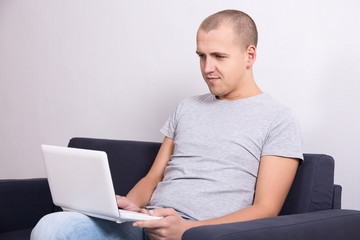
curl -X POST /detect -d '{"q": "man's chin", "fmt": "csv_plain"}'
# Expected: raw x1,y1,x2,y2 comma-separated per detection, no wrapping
208,89,224,98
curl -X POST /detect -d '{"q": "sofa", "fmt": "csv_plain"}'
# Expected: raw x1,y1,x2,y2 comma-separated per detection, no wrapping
1,137,360,240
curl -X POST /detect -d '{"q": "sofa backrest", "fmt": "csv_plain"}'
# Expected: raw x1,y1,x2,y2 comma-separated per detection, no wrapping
68,138,340,215
280,154,340,215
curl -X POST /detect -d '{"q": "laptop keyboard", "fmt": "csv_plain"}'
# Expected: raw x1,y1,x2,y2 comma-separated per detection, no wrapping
118,209,163,221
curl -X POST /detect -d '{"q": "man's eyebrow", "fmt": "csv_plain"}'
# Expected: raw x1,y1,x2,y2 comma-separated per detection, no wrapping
211,52,229,56
195,51,229,56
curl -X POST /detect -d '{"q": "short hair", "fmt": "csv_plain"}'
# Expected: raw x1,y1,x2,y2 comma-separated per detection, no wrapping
199,10,258,50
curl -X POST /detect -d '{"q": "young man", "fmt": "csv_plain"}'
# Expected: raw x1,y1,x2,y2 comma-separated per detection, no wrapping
31,10,303,240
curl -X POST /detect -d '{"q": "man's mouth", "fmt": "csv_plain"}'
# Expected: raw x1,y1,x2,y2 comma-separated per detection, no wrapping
207,76,220,83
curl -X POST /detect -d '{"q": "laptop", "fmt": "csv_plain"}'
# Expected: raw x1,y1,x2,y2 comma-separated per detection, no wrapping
41,144,162,223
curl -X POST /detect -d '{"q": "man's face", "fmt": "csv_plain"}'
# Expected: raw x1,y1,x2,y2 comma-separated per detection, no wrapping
196,23,251,101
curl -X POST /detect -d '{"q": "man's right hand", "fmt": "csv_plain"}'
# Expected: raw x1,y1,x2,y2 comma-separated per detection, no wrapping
116,195,141,212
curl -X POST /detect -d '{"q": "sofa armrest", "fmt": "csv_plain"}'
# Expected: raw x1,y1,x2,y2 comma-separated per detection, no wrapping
332,184,342,209
182,209,360,240
0,178,56,233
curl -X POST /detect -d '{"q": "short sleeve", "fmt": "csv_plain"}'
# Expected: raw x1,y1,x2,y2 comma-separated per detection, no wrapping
160,114,176,139
160,101,184,139
262,108,304,161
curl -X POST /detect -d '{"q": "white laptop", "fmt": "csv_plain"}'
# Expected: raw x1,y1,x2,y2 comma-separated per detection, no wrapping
41,144,162,223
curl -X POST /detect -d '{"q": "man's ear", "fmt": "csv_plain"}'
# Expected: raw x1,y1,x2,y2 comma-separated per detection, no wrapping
246,45,256,68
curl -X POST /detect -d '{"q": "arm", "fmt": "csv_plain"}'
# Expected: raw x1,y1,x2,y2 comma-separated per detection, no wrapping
135,155,300,239
116,137,174,211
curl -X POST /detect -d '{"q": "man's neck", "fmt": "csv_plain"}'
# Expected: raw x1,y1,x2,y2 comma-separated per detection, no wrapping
216,78,263,101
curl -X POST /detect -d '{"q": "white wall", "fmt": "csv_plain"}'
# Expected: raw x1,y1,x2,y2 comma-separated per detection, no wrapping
1,0,359,210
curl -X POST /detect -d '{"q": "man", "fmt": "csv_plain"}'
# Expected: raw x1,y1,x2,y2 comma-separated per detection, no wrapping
31,9,302,240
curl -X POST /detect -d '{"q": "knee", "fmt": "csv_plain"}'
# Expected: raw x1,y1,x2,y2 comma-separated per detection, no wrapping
31,212,61,239
31,212,92,240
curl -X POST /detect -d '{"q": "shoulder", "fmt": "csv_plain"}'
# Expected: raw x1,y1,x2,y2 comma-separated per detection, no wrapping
249,94,300,135
259,94,296,118
261,95,301,136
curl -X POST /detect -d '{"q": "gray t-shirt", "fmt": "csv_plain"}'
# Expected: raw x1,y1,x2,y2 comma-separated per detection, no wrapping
148,93,303,221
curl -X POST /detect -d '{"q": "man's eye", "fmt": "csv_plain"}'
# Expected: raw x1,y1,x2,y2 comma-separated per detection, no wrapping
216,55,225,59
198,54,205,58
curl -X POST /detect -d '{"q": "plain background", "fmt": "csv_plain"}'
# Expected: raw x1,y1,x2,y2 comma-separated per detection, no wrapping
0,0,359,210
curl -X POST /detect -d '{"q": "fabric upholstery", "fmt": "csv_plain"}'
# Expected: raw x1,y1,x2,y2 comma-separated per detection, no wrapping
280,154,336,215
332,184,342,209
0,228,32,240
0,179,54,233
182,209,360,240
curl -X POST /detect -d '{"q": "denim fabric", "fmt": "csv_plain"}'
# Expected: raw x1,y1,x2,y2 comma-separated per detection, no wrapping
31,212,149,240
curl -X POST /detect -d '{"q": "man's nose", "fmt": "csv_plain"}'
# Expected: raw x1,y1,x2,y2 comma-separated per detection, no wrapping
203,58,216,73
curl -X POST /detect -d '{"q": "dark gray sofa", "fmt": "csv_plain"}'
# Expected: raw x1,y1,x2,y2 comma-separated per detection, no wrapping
1,137,360,240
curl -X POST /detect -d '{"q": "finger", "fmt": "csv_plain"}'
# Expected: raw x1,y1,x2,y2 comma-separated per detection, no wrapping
149,208,176,217
116,196,141,212
116,195,125,201
133,218,164,229
139,208,148,214
116,195,122,205
116,196,126,207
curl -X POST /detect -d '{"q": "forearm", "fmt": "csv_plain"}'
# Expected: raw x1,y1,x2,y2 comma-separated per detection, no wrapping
126,175,159,208
186,204,278,229
126,137,174,208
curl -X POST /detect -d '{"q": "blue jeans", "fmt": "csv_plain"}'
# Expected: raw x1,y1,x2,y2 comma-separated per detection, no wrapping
31,212,150,240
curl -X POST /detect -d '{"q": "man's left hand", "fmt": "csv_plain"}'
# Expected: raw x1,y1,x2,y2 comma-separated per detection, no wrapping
133,208,194,240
